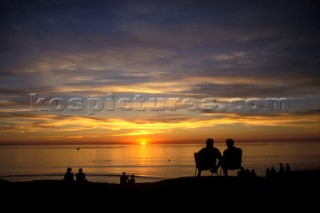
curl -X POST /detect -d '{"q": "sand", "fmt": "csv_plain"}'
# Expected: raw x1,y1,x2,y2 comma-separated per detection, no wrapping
1,170,319,210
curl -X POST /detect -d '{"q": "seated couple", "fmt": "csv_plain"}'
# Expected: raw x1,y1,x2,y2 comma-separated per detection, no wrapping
195,138,242,177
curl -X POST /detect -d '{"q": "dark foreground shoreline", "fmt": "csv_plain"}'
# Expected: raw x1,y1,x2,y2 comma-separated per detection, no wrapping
1,170,319,209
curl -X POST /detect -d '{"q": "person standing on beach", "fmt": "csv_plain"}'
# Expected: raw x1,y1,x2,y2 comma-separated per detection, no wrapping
285,163,291,174
270,167,277,177
76,168,86,182
266,168,270,177
129,174,135,184
64,167,74,182
279,163,285,175
120,172,129,185
196,138,222,176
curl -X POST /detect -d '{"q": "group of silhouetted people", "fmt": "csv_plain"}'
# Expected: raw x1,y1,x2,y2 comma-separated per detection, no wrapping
64,167,87,183
64,168,137,185
266,163,291,177
62,142,292,184
195,138,242,177
120,172,135,185
237,167,257,177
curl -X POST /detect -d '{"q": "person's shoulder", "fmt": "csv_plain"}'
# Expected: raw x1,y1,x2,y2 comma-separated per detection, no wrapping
235,147,242,154
236,147,242,151
198,147,206,152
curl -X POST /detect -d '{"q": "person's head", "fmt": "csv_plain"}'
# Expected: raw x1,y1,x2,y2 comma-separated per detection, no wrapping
67,167,72,172
131,174,135,178
79,168,83,173
226,139,234,148
122,172,126,175
206,138,214,148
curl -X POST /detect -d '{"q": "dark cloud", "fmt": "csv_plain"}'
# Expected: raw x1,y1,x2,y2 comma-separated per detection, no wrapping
185,80,320,98
0,0,319,141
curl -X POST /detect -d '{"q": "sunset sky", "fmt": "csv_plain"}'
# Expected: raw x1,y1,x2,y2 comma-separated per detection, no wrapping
0,0,319,144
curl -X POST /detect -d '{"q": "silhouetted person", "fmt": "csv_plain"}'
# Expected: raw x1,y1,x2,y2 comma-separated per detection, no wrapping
221,139,242,176
129,174,135,184
238,167,245,177
285,163,291,174
120,172,129,185
266,168,270,177
76,168,86,182
250,169,257,177
195,138,222,177
244,169,251,177
270,167,277,177
279,163,285,175
64,167,74,182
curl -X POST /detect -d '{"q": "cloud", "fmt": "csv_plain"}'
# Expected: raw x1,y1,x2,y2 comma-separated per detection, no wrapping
0,0,319,142
212,51,248,61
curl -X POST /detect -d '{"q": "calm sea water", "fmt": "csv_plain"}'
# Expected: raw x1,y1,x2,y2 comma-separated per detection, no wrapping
0,142,319,183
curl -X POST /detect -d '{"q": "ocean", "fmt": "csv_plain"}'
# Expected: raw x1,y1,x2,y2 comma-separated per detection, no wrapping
0,142,319,183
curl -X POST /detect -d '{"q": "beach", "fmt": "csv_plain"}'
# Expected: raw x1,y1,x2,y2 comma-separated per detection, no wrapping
1,1,320,211
1,170,319,210
1,142,319,183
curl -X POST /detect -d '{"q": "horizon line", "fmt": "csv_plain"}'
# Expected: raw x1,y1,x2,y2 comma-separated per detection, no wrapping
0,138,319,146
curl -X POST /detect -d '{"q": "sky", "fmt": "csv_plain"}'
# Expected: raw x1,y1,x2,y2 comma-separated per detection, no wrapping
0,0,319,144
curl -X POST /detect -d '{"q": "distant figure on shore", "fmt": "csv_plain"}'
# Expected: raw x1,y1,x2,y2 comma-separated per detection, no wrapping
285,163,291,174
64,167,74,182
279,163,285,175
238,167,245,177
221,139,242,176
129,174,135,184
244,169,250,176
250,169,257,177
270,167,277,177
120,172,129,185
194,138,222,177
76,168,86,182
266,168,270,177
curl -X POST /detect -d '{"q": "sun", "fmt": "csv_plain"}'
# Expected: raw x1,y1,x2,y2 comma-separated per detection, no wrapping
139,139,148,145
